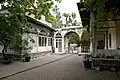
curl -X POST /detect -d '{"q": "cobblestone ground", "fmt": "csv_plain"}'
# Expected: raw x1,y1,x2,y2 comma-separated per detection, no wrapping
2,55,119,80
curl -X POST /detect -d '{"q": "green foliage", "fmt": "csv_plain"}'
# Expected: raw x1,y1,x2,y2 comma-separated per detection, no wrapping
50,4,63,28
82,0,120,20
0,0,62,54
68,33,80,45
80,30,90,47
63,12,78,26
83,0,105,20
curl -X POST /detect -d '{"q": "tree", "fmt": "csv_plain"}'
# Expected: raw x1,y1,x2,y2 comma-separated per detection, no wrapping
51,4,63,28
69,33,80,44
63,13,70,26
63,12,79,26
80,29,91,52
82,0,120,21
0,0,62,55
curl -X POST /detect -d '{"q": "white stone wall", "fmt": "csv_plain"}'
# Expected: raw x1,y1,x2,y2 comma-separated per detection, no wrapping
0,20,54,54
28,33,52,53
38,46,52,52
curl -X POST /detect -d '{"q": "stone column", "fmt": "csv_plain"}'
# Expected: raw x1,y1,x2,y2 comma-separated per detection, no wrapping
36,33,39,52
90,12,97,57
92,26,97,57
54,33,56,53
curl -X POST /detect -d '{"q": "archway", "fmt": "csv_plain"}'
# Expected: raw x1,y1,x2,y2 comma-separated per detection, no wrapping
55,33,62,53
64,31,80,54
54,26,83,54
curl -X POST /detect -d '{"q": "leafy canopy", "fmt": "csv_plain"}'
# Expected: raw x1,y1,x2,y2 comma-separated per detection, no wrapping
80,30,90,46
63,12,78,26
82,0,104,20
0,0,62,53
68,33,80,44
82,0,120,20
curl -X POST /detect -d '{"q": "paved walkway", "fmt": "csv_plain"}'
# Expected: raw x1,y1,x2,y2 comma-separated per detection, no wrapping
0,54,72,79
1,55,120,80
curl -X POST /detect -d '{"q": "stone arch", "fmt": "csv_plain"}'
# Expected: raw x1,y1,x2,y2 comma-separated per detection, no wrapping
54,26,83,54
63,30,80,38
63,30,81,54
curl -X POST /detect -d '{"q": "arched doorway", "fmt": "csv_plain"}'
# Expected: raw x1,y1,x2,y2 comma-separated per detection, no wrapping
55,33,62,53
64,31,80,54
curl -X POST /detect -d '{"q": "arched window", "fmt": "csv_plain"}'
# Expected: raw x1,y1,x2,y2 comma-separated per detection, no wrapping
39,30,48,46
55,33,62,51
55,33,62,38
39,30,47,36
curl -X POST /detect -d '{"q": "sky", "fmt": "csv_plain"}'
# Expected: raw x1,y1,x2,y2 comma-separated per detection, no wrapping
58,0,81,22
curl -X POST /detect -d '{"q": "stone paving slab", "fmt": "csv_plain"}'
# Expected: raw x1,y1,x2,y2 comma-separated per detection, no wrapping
0,54,72,79
2,55,120,80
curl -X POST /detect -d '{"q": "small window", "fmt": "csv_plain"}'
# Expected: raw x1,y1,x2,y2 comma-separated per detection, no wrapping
42,37,44,46
39,37,41,46
59,39,62,41
56,42,58,48
56,39,58,41
45,37,47,46
109,34,111,47
48,38,52,46
51,38,52,45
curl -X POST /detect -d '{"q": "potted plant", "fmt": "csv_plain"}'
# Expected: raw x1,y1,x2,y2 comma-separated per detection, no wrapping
22,48,31,62
21,39,31,62
24,53,31,62
2,54,14,64
113,53,119,59
83,54,92,69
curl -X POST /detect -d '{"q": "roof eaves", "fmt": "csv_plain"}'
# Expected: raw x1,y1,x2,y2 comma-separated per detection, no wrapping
27,16,55,31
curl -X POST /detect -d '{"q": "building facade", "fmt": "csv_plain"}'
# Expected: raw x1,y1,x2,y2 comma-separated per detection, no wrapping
0,17,55,59
77,2,120,56
54,26,83,54
26,17,55,57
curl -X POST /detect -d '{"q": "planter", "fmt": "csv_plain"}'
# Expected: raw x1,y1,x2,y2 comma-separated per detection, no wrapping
2,55,14,64
2,59,13,64
106,56,114,59
25,56,31,62
83,61,92,69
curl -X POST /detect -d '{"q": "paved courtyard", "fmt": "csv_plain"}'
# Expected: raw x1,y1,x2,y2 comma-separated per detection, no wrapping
0,54,71,79
1,54,119,80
